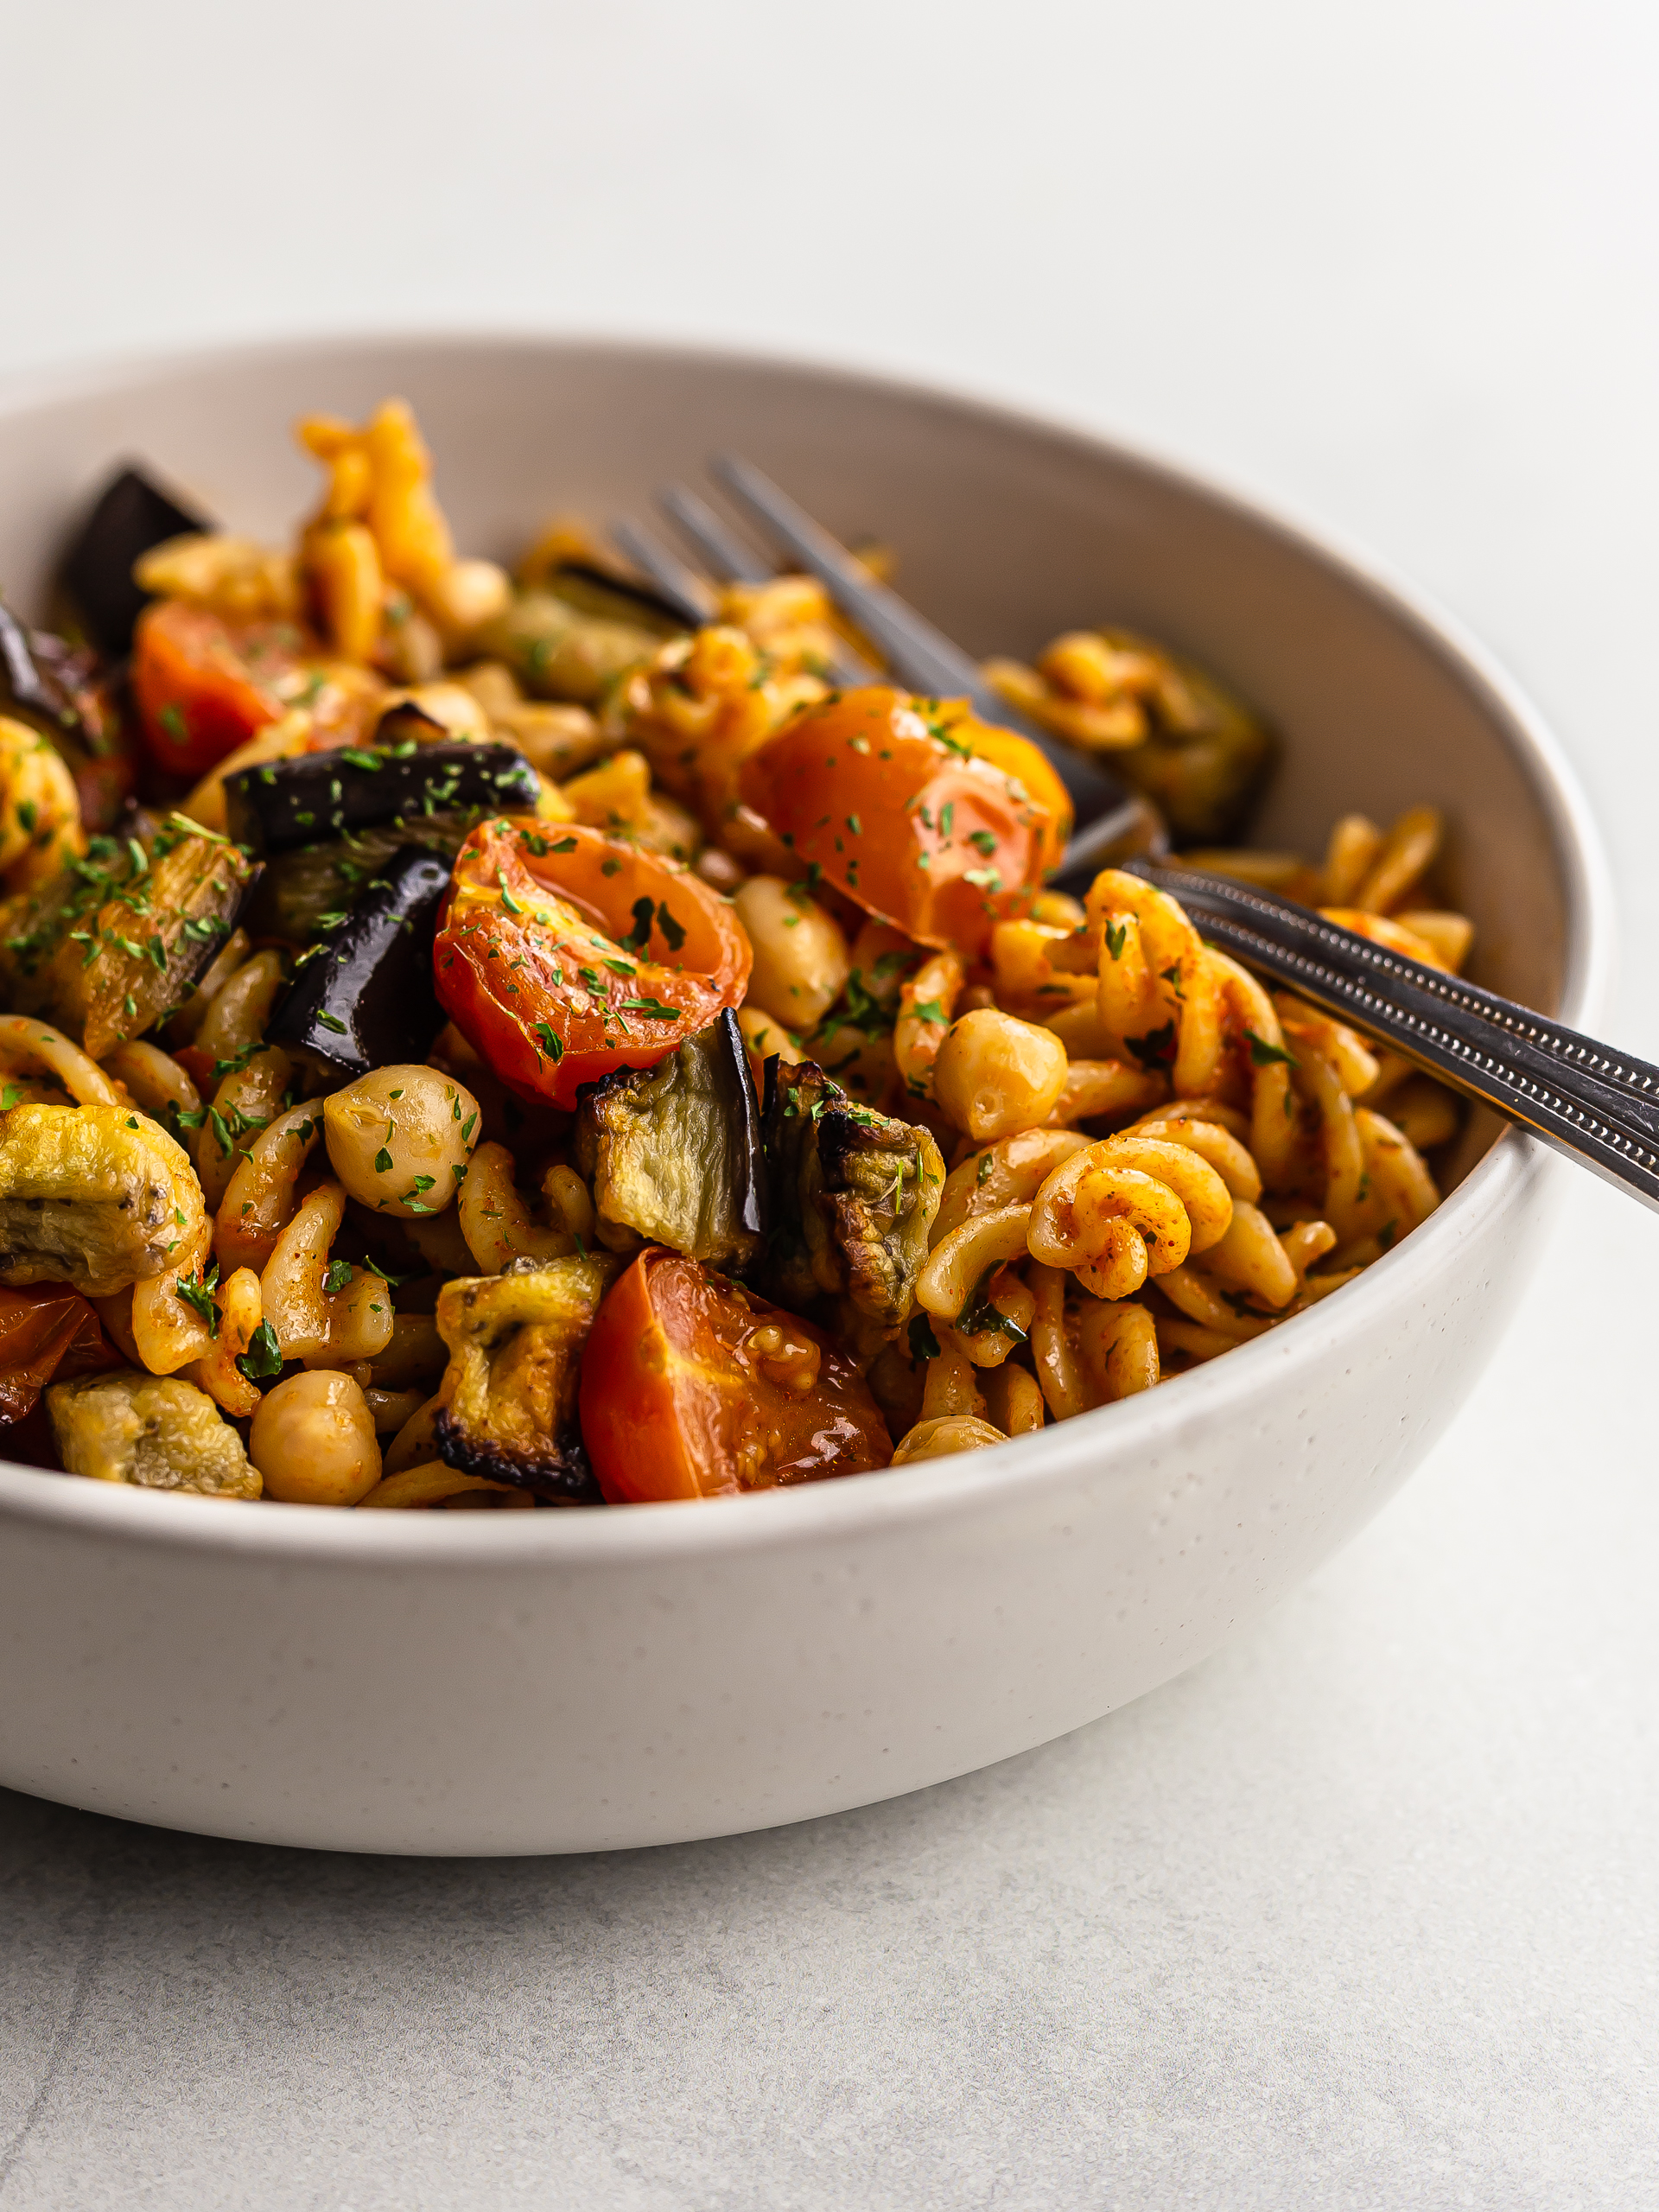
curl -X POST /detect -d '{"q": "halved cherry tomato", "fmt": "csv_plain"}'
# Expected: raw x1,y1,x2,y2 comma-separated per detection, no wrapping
131,601,316,777
433,817,751,1109
0,1283,118,1424
738,685,1070,957
579,1248,892,1501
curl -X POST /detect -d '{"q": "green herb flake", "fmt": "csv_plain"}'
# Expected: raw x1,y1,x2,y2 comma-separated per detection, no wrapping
235,1319,283,1383
1244,1028,1298,1069
907,1313,942,1363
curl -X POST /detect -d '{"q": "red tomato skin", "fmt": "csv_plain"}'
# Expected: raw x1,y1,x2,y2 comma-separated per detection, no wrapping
579,1249,892,1503
0,1283,119,1423
130,601,307,777
433,819,750,1110
738,686,1064,956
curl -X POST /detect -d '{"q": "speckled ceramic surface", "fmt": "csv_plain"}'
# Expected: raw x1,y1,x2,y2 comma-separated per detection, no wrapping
0,337,1614,1854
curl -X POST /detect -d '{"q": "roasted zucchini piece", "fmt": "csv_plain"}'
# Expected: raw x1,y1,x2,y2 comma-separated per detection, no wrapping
477,589,663,705
760,1059,944,1335
59,464,213,658
432,1251,620,1500
1112,634,1277,846
0,1103,205,1296
574,1009,764,1268
267,846,449,1076
0,817,255,1058
222,736,538,857
48,1368,259,1497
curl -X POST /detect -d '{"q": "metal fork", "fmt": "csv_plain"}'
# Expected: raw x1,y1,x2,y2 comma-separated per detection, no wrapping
614,459,1659,1211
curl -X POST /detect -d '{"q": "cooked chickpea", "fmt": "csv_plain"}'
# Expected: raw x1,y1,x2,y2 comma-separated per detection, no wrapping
250,1370,382,1507
931,1009,1069,1142
322,1063,480,1218
734,874,851,1029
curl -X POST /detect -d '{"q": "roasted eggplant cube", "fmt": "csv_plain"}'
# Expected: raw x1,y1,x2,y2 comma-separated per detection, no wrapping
223,740,539,858
432,1251,620,1499
575,1009,764,1269
544,560,695,637
267,846,451,1077
0,604,137,835
0,820,257,1058
251,815,476,943
0,601,82,740
48,1369,259,1497
760,1058,944,1334
59,466,211,658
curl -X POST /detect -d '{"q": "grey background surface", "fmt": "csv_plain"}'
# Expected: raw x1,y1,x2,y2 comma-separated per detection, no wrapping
1,3,1656,2204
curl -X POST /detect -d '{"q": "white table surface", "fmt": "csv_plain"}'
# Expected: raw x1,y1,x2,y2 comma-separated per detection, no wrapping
1,3,1656,2204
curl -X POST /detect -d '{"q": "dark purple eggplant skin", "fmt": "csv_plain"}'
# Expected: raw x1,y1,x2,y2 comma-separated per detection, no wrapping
266,846,450,1076
0,600,84,736
222,740,541,859
58,466,210,658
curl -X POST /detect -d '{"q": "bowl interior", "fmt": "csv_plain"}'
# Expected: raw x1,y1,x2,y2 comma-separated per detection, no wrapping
0,335,1596,1186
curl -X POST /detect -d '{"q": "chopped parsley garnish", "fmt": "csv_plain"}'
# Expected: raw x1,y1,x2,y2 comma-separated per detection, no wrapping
907,1313,941,1363
235,1319,283,1382
175,1263,220,1334
621,895,656,953
1124,1021,1178,1071
1244,1028,1297,1068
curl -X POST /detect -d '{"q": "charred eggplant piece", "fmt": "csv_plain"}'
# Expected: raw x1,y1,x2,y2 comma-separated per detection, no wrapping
250,815,479,943
59,465,211,658
546,561,692,638
431,1251,620,1500
0,602,137,833
0,600,82,739
268,847,450,1076
478,589,664,705
0,817,257,1058
574,1009,764,1269
224,738,538,858
48,1369,258,1497
760,1059,944,1335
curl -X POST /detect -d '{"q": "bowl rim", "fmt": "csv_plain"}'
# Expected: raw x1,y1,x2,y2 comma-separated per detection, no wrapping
0,328,1617,1563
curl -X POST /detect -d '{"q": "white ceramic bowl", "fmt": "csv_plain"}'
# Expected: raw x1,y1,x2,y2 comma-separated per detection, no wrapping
0,336,1612,1854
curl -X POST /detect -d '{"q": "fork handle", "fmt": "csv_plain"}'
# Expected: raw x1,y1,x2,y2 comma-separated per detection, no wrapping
1135,861,1659,1209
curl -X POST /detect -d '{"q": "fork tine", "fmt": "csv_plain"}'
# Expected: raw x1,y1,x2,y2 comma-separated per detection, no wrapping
657,483,774,586
709,453,981,700
607,518,717,629
709,452,1164,852
660,477,878,686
